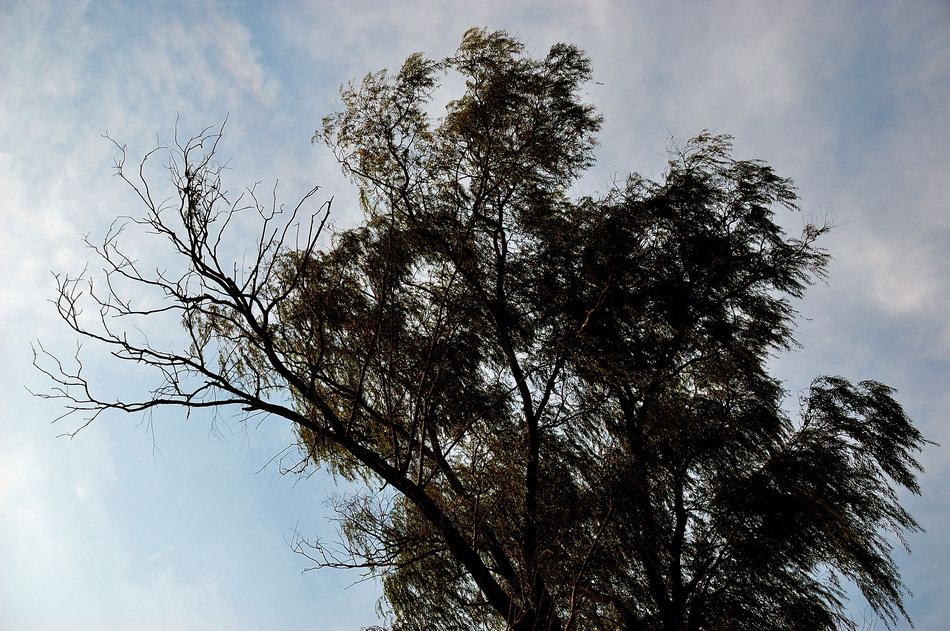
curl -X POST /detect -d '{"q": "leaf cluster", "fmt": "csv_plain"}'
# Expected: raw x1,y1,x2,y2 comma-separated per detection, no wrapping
36,29,930,631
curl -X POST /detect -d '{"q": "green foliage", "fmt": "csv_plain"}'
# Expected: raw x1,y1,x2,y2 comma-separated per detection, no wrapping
278,29,929,631
50,28,929,631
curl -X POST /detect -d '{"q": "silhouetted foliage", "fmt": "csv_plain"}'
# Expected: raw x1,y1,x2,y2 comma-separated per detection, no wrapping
37,28,929,631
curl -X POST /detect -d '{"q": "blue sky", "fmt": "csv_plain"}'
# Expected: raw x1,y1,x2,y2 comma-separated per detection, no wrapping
2,1,949,629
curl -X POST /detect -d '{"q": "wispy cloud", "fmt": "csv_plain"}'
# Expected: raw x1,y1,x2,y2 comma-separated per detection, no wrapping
146,544,176,563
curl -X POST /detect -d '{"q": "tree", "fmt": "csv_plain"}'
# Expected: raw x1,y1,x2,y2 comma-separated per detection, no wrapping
36,28,929,631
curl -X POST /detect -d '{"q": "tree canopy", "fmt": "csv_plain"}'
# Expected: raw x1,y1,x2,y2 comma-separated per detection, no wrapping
38,28,929,631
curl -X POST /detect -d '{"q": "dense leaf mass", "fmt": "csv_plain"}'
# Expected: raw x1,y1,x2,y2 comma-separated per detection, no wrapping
42,28,929,631
278,29,928,630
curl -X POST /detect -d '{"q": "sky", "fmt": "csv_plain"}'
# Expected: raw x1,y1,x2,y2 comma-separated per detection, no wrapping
1,1,948,629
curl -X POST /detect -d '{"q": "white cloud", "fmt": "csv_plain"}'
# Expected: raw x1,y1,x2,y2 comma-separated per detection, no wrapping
0,421,242,630
139,3,275,108
852,234,944,316
204,5,272,102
